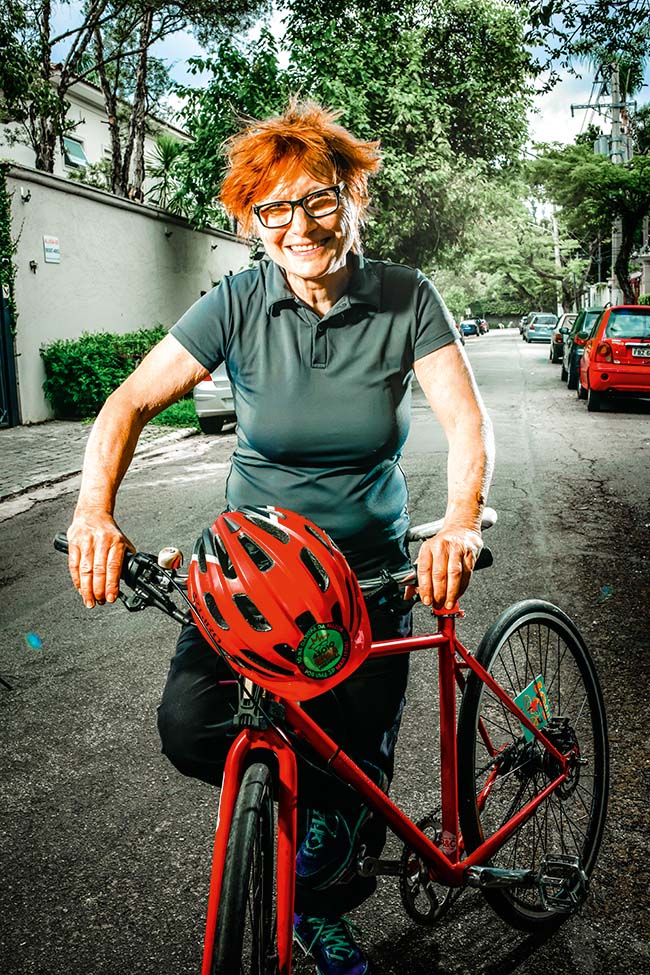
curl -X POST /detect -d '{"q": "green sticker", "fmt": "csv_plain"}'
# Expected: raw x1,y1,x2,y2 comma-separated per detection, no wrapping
515,674,552,742
297,623,350,680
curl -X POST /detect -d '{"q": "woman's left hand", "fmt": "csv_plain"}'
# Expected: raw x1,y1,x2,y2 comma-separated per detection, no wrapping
405,527,484,611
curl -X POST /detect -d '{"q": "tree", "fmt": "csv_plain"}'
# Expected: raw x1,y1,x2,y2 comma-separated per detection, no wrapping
0,0,267,198
145,132,186,209
172,0,533,268
529,144,650,303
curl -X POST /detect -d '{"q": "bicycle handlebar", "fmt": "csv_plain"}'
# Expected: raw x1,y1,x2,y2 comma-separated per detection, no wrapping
54,506,497,620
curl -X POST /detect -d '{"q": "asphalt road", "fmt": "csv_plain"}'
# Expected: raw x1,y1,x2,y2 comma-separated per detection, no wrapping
1,330,649,975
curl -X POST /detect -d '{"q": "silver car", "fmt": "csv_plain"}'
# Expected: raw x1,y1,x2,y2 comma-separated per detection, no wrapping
524,313,558,343
193,363,236,434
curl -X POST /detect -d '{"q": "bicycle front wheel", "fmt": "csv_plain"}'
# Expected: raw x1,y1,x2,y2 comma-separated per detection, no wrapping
457,600,609,932
212,762,277,975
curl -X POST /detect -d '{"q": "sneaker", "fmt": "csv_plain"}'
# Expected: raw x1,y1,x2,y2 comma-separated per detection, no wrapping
293,912,372,975
296,764,388,890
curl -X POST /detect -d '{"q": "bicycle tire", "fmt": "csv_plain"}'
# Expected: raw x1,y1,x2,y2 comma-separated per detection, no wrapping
457,600,609,932
212,762,277,975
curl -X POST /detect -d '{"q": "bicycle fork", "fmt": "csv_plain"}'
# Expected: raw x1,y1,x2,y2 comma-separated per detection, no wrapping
201,727,298,975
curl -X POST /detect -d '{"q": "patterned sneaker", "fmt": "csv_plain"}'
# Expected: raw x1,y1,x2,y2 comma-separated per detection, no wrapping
296,764,388,890
293,913,372,975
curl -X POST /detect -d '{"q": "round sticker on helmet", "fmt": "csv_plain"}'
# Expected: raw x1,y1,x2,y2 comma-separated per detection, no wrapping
297,623,350,680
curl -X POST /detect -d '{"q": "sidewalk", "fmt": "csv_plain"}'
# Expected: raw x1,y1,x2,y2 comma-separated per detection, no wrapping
0,420,197,514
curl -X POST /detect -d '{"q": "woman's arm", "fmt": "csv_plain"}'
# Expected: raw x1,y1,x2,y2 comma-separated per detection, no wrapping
412,342,495,609
68,334,210,608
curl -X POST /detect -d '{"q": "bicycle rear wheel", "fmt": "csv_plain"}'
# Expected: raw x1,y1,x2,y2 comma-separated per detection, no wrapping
212,762,277,974
457,600,609,932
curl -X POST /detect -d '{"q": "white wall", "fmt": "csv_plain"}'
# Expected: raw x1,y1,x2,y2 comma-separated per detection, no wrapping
8,164,250,423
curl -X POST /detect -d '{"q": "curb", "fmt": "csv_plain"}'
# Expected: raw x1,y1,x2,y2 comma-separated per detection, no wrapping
0,426,198,506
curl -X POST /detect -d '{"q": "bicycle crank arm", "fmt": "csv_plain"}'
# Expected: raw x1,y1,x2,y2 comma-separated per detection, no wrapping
357,856,403,877
465,865,538,889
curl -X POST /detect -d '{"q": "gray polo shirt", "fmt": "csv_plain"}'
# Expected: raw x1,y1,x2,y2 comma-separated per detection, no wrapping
171,254,456,565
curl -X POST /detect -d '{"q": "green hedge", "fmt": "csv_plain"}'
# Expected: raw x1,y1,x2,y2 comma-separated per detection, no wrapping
41,326,167,419
638,294,650,306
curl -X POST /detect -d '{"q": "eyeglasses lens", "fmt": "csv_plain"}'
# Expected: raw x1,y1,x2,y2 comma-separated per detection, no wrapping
259,187,340,228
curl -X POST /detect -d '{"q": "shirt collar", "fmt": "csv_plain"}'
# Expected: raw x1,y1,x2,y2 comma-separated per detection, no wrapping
263,253,380,314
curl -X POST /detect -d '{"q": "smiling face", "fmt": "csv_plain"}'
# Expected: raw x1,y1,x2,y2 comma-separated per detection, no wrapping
253,168,358,286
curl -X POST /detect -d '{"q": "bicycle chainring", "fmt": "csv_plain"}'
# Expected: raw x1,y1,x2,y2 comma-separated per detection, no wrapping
399,813,460,926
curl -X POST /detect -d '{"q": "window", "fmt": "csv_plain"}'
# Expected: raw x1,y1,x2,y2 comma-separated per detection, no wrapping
63,137,89,168
605,309,650,339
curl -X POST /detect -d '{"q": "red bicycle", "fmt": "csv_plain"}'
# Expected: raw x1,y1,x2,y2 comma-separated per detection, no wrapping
55,508,609,974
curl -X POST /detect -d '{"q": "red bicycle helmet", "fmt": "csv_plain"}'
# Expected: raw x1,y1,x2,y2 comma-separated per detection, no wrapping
187,506,372,700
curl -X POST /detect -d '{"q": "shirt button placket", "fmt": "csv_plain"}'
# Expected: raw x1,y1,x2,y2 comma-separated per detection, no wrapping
311,322,328,368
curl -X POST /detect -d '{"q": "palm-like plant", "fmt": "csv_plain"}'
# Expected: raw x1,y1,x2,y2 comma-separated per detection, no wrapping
145,133,187,211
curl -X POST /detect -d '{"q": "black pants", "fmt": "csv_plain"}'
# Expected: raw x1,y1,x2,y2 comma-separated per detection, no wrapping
157,591,411,915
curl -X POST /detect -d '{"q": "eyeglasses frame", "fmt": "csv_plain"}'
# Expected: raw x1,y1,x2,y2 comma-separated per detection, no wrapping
252,183,345,229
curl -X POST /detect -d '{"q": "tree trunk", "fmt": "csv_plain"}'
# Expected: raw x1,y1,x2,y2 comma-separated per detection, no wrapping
122,8,153,201
93,28,124,196
615,215,638,304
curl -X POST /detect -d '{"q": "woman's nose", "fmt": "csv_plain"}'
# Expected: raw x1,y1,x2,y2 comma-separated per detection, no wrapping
291,204,318,233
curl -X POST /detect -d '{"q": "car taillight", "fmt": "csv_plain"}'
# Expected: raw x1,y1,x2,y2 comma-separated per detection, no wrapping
595,342,612,362
575,335,587,346
554,334,562,343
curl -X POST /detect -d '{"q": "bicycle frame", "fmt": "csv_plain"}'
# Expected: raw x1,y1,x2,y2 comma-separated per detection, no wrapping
201,607,574,975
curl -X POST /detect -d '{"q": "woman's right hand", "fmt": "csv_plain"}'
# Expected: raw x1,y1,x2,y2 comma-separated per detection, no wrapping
67,510,135,608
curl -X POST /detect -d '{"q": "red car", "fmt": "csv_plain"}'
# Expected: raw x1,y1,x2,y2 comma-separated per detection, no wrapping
577,305,650,411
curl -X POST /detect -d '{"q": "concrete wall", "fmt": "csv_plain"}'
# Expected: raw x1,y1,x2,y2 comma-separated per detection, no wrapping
8,164,250,423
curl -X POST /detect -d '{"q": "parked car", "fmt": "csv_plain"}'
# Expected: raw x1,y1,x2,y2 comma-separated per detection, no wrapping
193,363,236,434
453,321,466,345
523,313,558,343
459,319,481,337
577,305,650,411
549,313,577,362
562,306,606,389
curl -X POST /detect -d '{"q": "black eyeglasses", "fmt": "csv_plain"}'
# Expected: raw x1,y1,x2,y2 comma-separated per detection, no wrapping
253,184,344,229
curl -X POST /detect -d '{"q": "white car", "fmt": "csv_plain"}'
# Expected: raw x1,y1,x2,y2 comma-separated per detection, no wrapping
193,363,236,434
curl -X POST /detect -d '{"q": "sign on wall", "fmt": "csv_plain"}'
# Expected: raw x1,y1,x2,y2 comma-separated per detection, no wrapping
43,236,60,263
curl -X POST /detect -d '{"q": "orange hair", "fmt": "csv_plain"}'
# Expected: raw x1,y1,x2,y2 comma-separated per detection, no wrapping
220,98,382,238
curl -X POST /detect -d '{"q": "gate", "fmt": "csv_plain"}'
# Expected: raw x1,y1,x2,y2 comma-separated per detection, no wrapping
0,282,20,427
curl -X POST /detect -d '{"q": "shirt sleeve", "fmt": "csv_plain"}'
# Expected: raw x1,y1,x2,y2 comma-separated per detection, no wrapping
413,272,458,361
170,276,232,372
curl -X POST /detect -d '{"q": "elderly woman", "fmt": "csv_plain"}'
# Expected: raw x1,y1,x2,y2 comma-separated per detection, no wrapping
67,100,494,974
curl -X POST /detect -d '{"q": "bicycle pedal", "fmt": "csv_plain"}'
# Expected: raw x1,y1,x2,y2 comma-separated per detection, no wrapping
537,854,589,913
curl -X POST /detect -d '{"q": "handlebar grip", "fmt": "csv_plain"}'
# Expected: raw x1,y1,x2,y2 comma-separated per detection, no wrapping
54,532,69,555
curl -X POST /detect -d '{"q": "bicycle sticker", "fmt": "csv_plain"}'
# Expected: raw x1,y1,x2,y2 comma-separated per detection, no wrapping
296,623,350,680
514,674,551,742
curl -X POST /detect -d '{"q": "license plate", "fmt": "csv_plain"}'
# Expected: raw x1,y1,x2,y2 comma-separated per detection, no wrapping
514,675,551,741
632,347,650,358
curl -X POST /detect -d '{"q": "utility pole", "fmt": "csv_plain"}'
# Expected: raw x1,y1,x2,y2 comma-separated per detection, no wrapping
609,63,624,305
551,209,564,314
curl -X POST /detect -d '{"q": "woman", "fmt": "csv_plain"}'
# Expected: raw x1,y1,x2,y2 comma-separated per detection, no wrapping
67,99,494,975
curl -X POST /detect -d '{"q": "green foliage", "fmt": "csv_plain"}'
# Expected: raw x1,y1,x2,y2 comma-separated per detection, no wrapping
145,133,187,210
68,159,113,191
0,161,18,329
148,398,200,429
528,144,650,302
638,294,650,306
40,326,167,419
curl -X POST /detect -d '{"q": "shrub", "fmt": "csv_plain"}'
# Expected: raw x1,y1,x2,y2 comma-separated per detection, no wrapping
638,293,650,306
41,326,167,418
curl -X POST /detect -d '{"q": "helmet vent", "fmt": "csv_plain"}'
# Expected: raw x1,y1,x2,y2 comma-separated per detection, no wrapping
274,642,296,663
303,523,336,555
295,610,317,635
204,592,229,630
240,647,294,676
238,533,274,571
331,601,343,626
233,593,272,631
213,533,237,579
194,536,207,574
245,513,290,543
299,547,329,591
223,515,240,533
